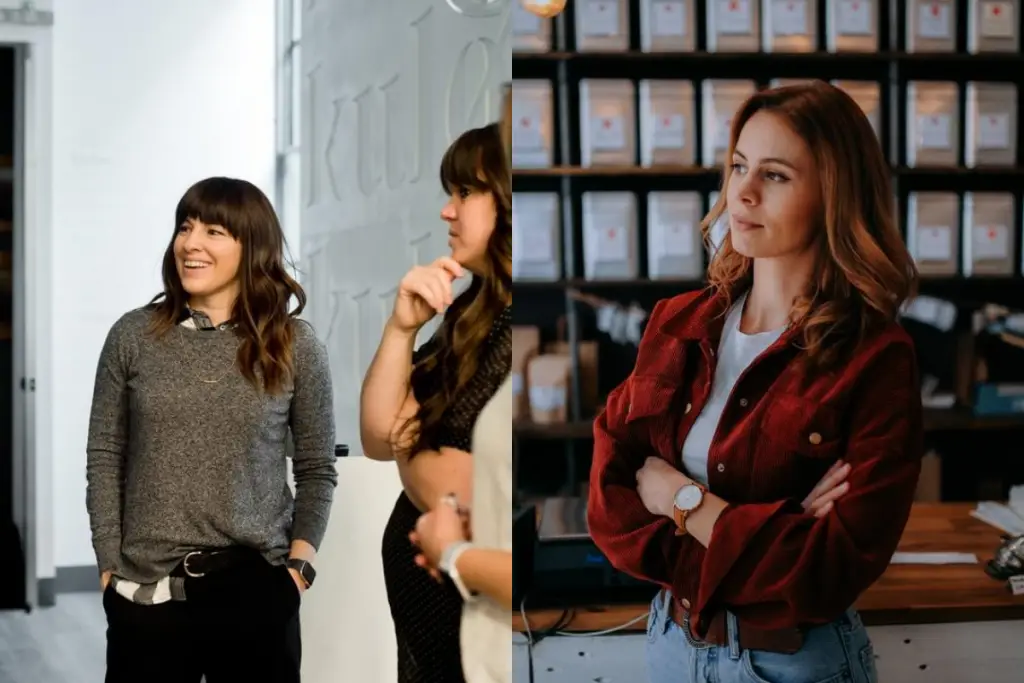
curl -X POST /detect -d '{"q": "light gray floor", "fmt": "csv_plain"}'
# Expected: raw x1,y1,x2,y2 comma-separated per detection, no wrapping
0,593,106,683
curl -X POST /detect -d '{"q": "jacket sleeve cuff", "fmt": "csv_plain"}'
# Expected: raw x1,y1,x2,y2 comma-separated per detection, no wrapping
696,499,800,614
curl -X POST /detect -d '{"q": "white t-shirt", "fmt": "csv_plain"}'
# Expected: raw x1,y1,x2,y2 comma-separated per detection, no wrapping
460,376,513,683
681,293,785,484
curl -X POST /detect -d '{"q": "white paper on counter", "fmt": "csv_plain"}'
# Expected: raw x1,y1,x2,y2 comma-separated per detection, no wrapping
890,552,979,565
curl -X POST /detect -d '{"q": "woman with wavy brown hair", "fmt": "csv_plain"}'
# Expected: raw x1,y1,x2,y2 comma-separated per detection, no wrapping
588,80,922,683
86,176,337,683
360,121,511,683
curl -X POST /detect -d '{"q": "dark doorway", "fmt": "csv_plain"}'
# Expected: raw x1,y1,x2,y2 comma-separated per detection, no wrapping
0,46,27,611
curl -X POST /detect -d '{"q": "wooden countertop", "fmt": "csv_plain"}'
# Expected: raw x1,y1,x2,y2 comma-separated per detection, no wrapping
513,503,1024,633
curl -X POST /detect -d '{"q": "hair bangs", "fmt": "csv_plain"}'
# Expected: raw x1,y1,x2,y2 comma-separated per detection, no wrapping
439,128,493,195
174,176,249,237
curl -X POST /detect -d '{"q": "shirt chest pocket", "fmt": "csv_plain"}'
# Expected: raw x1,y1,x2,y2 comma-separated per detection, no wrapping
623,375,678,456
760,393,844,462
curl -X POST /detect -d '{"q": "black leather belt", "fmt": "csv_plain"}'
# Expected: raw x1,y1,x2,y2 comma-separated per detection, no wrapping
174,547,256,578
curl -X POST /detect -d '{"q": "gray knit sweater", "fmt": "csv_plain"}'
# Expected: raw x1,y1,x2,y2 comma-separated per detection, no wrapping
85,307,337,584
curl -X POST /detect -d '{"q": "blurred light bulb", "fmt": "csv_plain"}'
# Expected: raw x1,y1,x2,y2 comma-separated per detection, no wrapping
521,0,567,19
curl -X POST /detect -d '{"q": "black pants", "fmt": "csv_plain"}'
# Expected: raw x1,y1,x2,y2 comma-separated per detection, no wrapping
103,553,302,683
382,492,466,683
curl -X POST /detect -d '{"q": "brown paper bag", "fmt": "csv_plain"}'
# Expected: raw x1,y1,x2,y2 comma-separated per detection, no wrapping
544,340,599,417
512,326,541,420
527,354,570,424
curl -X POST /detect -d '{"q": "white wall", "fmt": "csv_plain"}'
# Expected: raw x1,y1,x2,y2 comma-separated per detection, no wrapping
48,0,277,568
298,1,510,681
0,0,53,10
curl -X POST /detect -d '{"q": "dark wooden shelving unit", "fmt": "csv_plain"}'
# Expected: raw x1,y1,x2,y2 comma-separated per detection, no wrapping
512,1,1024,498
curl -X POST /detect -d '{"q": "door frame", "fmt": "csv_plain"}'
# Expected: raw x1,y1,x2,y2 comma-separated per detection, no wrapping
2,16,54,610
11,41,34,611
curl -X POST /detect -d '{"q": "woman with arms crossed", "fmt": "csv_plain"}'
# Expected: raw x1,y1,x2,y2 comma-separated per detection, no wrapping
86,177,337,683
360,121,512,683
588,81,923,683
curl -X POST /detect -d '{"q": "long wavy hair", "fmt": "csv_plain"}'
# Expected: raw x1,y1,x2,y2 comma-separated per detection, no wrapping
401,123,512,458
703,81,918,370
147,177,306,394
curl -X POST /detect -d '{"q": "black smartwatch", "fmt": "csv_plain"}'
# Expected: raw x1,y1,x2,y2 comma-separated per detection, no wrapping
286,558,316,589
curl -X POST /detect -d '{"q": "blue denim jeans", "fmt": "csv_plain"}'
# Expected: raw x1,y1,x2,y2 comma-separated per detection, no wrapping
646,591,879,683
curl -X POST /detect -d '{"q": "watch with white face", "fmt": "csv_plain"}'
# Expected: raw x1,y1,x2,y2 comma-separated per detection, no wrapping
672,482,707,536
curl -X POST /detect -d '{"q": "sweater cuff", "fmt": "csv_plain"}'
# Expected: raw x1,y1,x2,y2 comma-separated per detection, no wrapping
291,516,329,552
94,537,122,573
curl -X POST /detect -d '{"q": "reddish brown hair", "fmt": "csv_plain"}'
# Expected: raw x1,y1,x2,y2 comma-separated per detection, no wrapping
703,80,918,369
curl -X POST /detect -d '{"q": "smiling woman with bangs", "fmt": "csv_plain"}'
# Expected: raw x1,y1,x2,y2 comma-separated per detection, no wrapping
85,176,338,683
360,121,512,683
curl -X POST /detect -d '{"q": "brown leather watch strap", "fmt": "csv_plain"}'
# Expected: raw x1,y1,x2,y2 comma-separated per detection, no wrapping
672,482,707,536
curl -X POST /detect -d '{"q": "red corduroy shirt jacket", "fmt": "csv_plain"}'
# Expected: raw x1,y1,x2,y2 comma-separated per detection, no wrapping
587,288,924,635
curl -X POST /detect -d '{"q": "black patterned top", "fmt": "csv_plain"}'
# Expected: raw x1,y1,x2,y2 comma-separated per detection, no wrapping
410,305,512,452
381,304,511,683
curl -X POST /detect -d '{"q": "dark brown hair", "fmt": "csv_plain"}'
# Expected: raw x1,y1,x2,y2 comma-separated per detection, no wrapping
703,81,918,369
400,123,511,457
148,176,306,394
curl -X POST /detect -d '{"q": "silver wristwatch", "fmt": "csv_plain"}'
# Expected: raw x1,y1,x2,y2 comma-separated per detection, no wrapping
439,540,476,602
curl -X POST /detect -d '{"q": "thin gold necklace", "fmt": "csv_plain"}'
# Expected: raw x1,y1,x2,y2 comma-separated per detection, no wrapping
176,323,238,384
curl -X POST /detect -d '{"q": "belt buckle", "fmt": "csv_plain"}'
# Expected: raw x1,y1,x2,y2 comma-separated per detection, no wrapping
183,551,206,578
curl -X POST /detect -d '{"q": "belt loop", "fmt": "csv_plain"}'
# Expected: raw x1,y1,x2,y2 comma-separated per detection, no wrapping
170,576,187,602
661,590,673,635
726,611,741,660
